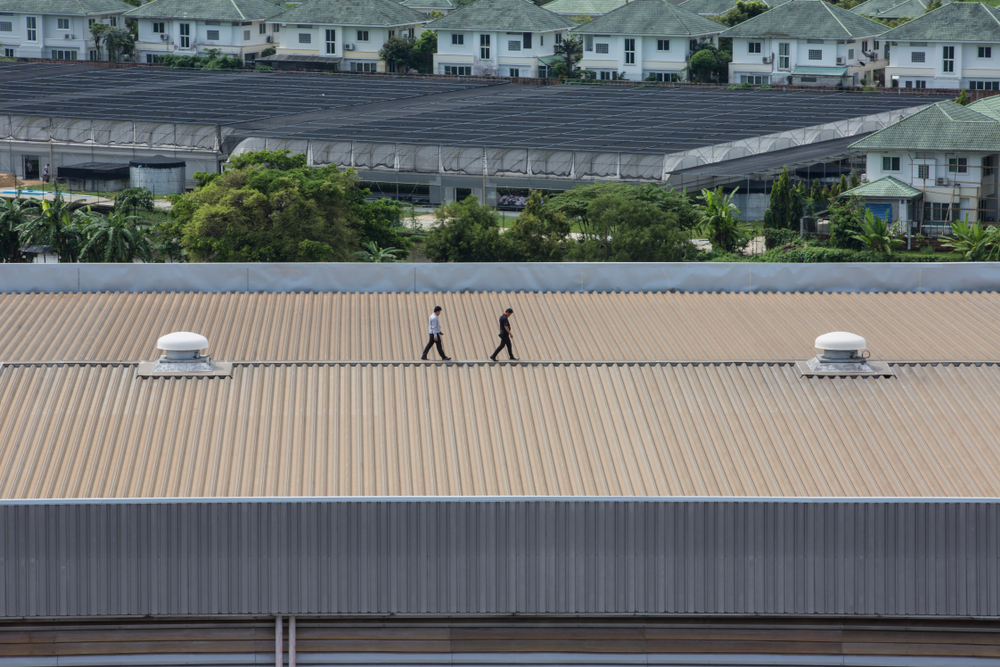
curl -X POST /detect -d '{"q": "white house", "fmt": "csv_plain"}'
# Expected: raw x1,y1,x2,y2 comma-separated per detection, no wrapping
572,0,722,81
719,0,887,87
125,0,284,64
847,99,1000,235
0,0,133,62
271,0,428,72
428,0,576,78
880,2,1000,91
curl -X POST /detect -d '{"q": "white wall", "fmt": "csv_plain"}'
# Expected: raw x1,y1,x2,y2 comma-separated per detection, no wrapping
730,36,882,85
0,12,122,60
135,18,274,60
435,29,566,77
577,34,716,81
887,40,1000,89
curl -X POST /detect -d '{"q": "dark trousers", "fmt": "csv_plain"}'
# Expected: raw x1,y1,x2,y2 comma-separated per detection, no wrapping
492,333,513,359
422,334,446,359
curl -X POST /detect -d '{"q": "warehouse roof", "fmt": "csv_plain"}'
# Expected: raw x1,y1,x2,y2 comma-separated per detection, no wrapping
426,0,576,32
718,0,885,39
849,100,1000,152
571,0,723,36
124,0,284,21
276,0,429,26
2,289,1000,499
0,0,132,14
878,0,1000,41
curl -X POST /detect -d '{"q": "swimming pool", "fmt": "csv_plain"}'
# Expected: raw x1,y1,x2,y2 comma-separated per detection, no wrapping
1,189,90,199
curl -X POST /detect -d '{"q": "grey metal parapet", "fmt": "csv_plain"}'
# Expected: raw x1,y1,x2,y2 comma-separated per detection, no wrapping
1,499,997,619
2,262,1000,294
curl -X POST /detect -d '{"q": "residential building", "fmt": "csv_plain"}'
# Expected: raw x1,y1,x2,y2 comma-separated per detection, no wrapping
428,0,576,78
572,0,722,81
0,0,133,61
719,0,887,86
272,0,429,72
542,0,628,18
677,0,789,18
848,99,1000,234
125,0,284,64
399,0,458,17
879,1,1000,90
849,0,953,22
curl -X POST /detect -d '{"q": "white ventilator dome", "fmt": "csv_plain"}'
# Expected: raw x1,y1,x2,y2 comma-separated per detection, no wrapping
814,331,866,362
157,332,209,361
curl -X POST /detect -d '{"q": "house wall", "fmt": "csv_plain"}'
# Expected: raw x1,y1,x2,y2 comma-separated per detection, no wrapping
277,24,425,71
887,40,1000,89
134,18,274,62
577,34,717,81
434,29,566,77
730,36,884,86
0,12,121,60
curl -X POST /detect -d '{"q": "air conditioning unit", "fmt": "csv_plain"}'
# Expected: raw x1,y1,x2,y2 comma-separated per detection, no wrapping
266,35,272,43
344,43,355,50
936,177,947,186
160,33,169,41
762,55,772,64
64,33,72,39
836,56,845,65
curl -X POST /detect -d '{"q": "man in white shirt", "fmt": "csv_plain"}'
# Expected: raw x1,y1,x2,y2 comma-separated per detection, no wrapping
421,306,451,361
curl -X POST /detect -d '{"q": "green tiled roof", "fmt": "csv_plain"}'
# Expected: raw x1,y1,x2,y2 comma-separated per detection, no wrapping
849,0,952,20
426,0,576,31
542,0,627,16
571,0,723,35
841,176,921,198
718,0,885,39
878,1,1000,41
791,65,847,75
677,0,789,17
401,0,458,8
849,101,1000,152
0,0,133,14
276,0,428,26
125,0,284,21
969,94,1000,122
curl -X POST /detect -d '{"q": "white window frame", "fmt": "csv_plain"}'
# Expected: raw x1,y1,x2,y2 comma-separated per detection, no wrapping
357,30,369,42
480,34,490,59
57,18,70,30
657,39,669,51
808,49,822,60
748,41,761,54
452,33,463,45
979,46,992,59
25,16,37,42
778,42,789,70
179,23,190,48
206,29,220,40
298,32,311,44
624,38,635,64
325,28,335,54
911,51,925,63
882,156,900,171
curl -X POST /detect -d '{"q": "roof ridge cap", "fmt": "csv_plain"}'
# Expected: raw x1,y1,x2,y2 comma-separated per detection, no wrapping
824,0,852,37
230,0,245,21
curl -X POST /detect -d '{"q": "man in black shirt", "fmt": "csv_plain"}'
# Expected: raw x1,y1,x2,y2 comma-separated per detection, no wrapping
490,308,516,361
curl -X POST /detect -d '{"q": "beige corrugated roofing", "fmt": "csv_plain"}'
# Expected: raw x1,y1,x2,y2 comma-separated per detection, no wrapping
1,361,1000,499
4,291,1000,362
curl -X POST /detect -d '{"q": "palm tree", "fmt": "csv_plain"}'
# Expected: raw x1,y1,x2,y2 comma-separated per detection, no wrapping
77,209,153,263
695,187,748,253
16,185,84,262
353,241,402,263
851,209,904,255
552,36,583,78
944,218,1000,260
0,191,36,262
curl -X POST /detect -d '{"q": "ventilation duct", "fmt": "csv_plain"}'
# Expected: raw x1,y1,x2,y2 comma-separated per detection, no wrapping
797,331,893,377
137,331,232,377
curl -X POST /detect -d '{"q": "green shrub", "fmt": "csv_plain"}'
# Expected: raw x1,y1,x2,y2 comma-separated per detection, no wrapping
763,227,800,250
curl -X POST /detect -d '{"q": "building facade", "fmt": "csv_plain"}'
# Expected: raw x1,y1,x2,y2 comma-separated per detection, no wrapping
126,0,283,64
0,0,132,61
720,0,887,86
572,0,721,81
880,2,1000,90
429,0,575,78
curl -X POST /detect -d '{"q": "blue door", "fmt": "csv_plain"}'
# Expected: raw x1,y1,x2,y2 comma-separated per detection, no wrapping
865,203,892,220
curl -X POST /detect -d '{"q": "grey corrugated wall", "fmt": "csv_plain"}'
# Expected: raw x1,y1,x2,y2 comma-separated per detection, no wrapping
1,500,997,618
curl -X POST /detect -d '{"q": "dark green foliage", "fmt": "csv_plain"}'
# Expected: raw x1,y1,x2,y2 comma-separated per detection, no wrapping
412,30,437,74
762,227,801,250
827,196,867,250
261,46,277,58
504,191,571,261
956,87,970,105
711,0,770,26
89,23,135,62
229,149,308,171
688,43,731,83
551,36,584,78
161,48,243,70
354,198,411,259
424,196,505,262
16,186,85,262
762,167,801,230
114,187,154,217
0,194,33,262
378,31,436,73
544,183,699,230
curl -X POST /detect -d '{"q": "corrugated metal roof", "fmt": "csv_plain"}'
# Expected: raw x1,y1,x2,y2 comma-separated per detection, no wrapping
2,500,998,617
2,361,1000,499
4,291,1000,363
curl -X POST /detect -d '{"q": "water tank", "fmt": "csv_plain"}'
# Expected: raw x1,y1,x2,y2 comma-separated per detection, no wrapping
129,155,186,195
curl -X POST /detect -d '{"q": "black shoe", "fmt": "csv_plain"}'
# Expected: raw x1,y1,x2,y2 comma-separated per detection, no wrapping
510,357,518,361
442,357,452,361
420,357,428,360
489,356,497,361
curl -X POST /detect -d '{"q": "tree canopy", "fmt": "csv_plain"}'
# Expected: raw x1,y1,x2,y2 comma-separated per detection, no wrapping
711,0,770,26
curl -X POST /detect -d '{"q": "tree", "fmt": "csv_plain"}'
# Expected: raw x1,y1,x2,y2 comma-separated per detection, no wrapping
100,26,135,62
114,186,154,218
412,29,437,74
544,182,699,231
944,219,1000,260
170,152,359,262
504,191,571,261
711,0,770,27
353,241,403,262
424,195,505,262
354,198,411,259
687,43,731,83
551,35,583,77
379,36,416,73
229,149,308,171
762,167,801,230
925,0,941,11
0,192,34,262
956,87,970,106
16,187,85,262
77,209,153,263
696,187,748,253
851,208,903,254
827,196,866,250
570,13,593,23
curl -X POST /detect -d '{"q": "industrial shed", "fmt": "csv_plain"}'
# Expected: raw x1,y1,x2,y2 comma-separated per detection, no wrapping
0,262,998,666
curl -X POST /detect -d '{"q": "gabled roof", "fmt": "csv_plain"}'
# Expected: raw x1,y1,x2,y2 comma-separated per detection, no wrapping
841,175,921,198
849,0,952,20
276,0,429,26
400,0,458,9
969,94,1000,122
849,101,1000,152
0,0,133,14
571,0,724,36
878,1,1000,42
541,0,628,16
426,0,576,32
124,0,284,21
718,0,886,39
677,0,789,17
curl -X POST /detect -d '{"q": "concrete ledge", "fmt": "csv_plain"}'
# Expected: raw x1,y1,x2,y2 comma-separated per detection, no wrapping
2,262,1000,293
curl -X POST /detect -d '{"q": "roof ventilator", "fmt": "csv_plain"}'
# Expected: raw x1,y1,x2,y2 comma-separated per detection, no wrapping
796,331,893,377
136,332,232,378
